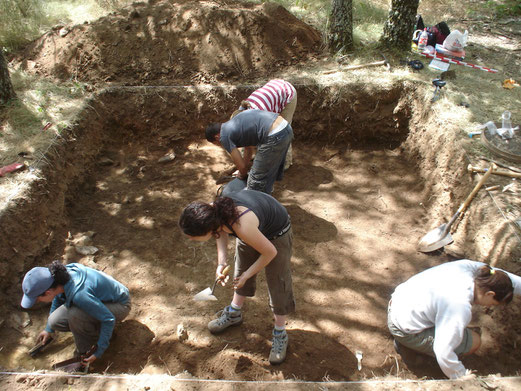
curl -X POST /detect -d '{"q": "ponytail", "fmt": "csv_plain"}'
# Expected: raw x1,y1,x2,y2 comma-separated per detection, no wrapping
47,260,70,288
179,197,239,237
475,265,513,304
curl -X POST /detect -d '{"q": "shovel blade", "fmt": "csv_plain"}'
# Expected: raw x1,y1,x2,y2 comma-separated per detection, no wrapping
193,287,217,301
418,224,454,253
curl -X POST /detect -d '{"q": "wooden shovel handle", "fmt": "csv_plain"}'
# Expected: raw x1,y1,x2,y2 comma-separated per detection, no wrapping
457,164,495,214
468,164,521,178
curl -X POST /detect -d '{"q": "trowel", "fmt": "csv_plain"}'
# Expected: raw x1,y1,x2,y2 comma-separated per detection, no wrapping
52,345,96,373
194,265,231,301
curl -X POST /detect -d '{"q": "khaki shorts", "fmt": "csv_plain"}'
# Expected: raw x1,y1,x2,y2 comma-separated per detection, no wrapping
387,302,473,357
234,228,295,315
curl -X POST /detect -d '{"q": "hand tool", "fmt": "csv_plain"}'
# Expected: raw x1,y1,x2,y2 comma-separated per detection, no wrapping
479,157,521,174
29,336,54,357
194,265,231,301
323,54,391,74
418,164,495,252
468,164,521,179
52,345,97,373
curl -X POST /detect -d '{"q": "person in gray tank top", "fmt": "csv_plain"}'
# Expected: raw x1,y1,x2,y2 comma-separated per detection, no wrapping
205,109,293,194
179,189,295,365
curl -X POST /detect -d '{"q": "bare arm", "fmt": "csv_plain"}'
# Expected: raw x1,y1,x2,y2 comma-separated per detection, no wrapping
229,148,249,179
242,147,255,170
232,212,277,288
215,231,230,283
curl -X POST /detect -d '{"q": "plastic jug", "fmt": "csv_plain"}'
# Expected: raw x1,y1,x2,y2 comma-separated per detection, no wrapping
418,28,429,52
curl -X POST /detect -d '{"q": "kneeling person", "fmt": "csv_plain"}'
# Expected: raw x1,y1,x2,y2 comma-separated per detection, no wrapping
388,259,521,379
21,261,131,364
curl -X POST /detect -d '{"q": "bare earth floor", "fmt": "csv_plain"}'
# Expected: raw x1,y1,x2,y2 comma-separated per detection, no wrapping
2,137,520,382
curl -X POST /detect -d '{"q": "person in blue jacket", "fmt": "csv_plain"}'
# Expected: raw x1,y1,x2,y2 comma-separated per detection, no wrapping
21,260,131,364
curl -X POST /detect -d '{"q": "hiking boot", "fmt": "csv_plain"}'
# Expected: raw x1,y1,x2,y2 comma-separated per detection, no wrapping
207,306,243,334
269,330,288,365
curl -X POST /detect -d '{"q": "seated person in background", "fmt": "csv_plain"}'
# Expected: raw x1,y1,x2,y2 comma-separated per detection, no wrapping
388,259,521,379
206,109,292,195
21,260,131,364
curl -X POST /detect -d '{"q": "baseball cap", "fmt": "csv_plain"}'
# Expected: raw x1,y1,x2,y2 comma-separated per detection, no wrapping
21,267,54,308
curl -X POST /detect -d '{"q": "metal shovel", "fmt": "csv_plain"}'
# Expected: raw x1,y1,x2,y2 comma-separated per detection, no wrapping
418,164,495,252
194,265,231,301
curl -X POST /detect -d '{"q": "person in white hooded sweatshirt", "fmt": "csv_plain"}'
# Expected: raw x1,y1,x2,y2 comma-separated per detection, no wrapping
388,259,521,379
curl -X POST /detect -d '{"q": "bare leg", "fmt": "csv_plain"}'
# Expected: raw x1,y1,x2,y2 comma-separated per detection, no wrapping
274,314,287,328
231,292,246,308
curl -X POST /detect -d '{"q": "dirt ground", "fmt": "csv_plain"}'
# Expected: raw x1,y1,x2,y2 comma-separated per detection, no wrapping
2,0,521,390
9,0,323,86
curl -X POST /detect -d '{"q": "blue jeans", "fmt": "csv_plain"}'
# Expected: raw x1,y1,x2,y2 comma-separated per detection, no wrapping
247,124,293,194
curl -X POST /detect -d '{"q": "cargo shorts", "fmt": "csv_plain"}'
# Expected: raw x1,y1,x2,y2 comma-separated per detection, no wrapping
234,227,295,315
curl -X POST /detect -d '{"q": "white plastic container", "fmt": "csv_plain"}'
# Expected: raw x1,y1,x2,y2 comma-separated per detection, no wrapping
418,28,429,52
502,111,512,130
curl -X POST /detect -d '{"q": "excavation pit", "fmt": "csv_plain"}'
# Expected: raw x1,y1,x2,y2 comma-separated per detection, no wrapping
1,83,520,383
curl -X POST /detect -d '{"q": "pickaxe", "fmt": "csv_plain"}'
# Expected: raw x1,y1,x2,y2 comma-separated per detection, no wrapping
323,55,391,74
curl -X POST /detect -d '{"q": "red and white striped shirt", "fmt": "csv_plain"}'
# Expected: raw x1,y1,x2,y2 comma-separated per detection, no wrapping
244,80,296,114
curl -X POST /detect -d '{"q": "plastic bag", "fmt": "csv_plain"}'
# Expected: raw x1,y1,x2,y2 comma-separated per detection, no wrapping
443,30,468,51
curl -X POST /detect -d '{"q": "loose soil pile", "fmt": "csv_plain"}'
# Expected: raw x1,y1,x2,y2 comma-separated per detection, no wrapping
10,0,323,86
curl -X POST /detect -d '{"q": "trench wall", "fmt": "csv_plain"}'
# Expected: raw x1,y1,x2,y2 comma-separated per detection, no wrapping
0,81,443,305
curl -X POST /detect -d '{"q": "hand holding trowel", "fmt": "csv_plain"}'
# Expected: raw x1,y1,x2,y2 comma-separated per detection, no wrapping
194,265,231,301
29,336,54,358
52,345,97,373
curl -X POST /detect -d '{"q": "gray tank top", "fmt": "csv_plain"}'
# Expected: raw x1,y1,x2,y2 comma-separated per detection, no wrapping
226,190,289,239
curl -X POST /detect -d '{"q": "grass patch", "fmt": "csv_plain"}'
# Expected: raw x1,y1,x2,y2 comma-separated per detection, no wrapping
0,70,87,166
0,0,134,51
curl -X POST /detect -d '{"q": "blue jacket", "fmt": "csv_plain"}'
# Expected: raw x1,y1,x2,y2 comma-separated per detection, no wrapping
45,263,130,357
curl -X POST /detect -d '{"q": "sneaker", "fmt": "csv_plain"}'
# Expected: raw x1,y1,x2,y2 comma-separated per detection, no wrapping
269,330,288,365
207,306,243,334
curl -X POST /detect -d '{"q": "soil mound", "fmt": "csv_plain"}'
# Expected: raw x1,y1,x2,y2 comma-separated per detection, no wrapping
10,0,323,85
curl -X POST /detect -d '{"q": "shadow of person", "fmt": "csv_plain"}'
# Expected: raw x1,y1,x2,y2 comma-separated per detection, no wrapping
270,329,358,381
90,319,155,374
285,204,337,243
393,340,445,378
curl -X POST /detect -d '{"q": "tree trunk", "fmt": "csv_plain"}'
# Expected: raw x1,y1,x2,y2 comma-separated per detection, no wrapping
328,0,353,53
0,48,17,106
380,0,420,50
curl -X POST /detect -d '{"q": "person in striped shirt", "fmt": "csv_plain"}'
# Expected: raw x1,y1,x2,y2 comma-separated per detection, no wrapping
232,80,297,170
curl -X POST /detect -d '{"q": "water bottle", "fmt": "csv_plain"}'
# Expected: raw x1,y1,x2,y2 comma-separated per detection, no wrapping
502,111,512,130
418,28,429,52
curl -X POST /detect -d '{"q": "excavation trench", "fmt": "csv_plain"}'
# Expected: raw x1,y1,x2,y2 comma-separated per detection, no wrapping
1,82,520,381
